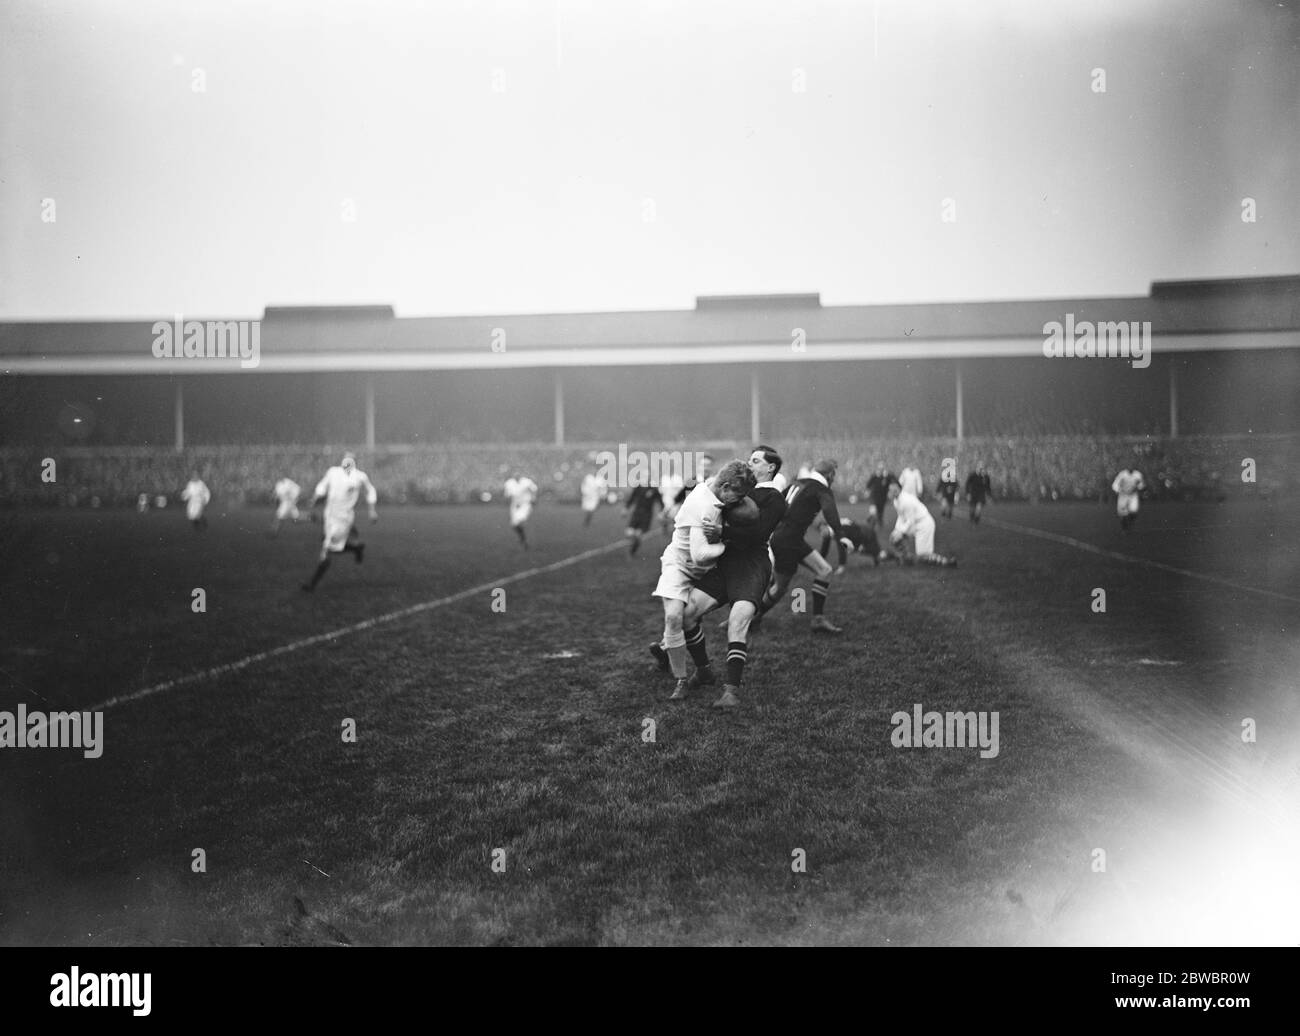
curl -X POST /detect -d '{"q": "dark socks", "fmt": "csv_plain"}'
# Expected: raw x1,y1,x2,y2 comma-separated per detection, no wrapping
725,641,747,686
684,624,710,670
811,579,830,616
308,559,330,588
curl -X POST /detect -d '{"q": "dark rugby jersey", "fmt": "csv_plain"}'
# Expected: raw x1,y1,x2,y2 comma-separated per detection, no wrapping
722,485,787,553
627,485,662,518
866,472,899,510
773,476,841,546
964,472,991,503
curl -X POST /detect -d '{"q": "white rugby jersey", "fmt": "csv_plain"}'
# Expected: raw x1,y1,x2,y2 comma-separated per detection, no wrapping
1112,470,1145,495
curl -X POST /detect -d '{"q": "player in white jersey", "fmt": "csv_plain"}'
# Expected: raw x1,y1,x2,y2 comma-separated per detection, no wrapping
301,452,378,592
652,460,756,700
1112,468,1145,532
180,474,211,531
899,465,924,498
270,477,302,534
504,473,538,549
580,471,607,526
887,483,957,567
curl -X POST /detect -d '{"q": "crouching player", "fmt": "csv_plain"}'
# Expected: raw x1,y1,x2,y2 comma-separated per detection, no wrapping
650,460,757,701
887,482,957,567
820,515,884,572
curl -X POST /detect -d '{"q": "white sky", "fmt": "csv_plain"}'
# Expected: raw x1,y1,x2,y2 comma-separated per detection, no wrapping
2,0,1297,319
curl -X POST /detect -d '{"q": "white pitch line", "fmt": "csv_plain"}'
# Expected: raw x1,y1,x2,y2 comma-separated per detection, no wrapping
93,539,629,712
983,516,1300,606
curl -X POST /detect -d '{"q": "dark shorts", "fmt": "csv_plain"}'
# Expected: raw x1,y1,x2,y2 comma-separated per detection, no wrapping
771,536,815,576
695,549,772,607
627,509,654,532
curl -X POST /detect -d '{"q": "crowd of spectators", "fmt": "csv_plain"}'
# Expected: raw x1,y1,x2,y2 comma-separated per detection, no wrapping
1,434,1289,509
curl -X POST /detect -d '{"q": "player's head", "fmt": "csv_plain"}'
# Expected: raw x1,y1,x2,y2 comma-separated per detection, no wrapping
749,444,782,483
341,452,356,474
712,459,756,506
696,454,715,482
814,459,838,486
887,482,901,500
875,461,886,475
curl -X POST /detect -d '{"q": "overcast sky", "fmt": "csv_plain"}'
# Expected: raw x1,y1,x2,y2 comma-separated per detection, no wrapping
2,0,1297,319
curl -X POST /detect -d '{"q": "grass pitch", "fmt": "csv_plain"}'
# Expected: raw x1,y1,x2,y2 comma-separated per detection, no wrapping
2,498,1297,945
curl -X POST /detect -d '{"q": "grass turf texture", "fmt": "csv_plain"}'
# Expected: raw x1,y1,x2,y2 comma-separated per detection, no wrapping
1,499,1297,945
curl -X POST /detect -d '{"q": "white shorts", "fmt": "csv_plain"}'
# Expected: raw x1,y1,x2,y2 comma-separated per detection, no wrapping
186,502,205,521
652,557,702,604
510,502,532,527
1117,492,1139,517
276,501,300,521
581,498,599,513
914,519,935,557
323,512,354,552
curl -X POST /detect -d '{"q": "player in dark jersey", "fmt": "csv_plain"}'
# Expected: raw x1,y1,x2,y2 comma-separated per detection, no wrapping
667,445,787,709
820,516,884,571
937,467,959,519
866,463,900,526
753,459,844,634
624,483,662,555
965,465,992,524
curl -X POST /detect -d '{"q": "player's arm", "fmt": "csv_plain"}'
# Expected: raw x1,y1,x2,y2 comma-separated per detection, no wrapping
722,493,785,548
818,485,843,532
362,474,378,520
688,525,725,565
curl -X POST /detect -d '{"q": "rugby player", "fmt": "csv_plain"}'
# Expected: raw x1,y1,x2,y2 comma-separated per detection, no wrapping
866,462,899,526
1112,466,1146,532
301,452,378,592
271,476,302,534
887,482,957,566
754,459,845,634
937,467,959,519
504,472,538,549
624,483,663,556
965,464,992,524
580,469,607,527
181,473,211,531
654,445,786,709
651,460,757,701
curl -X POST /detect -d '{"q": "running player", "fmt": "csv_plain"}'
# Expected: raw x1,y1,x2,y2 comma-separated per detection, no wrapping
301,452,378,592
754,459,844,634
271,476,302,534
652,460,757,701
1112,466,1146,532
937,466,959,519
504,472,538,549
965,464,992,523
624,483,662,556
580,470,607,527
181,473,211,531
887,482,957,566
